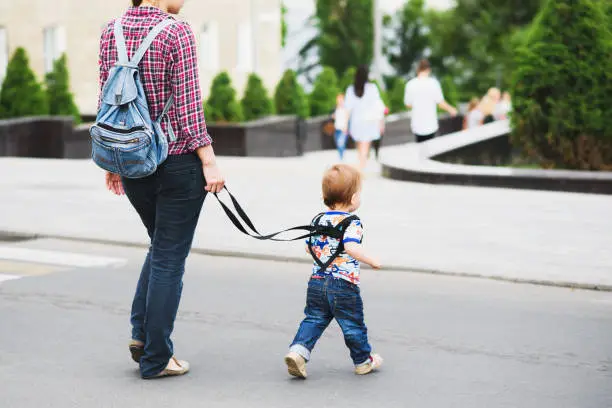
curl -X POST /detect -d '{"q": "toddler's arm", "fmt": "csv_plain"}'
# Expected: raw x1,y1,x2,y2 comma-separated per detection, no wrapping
344,242,381,269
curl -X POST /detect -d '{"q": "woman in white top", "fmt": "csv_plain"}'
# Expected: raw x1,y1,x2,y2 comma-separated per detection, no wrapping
345,65,385,169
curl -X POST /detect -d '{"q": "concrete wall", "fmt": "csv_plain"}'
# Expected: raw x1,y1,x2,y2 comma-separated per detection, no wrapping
0,0,282,115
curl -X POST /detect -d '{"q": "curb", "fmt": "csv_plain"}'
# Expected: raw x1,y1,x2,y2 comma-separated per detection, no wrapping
2,230,611,293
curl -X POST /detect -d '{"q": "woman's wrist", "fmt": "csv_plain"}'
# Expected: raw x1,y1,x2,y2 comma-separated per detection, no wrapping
196,145,217,166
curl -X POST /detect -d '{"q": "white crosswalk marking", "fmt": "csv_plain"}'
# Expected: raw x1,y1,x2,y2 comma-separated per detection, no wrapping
0,246,125,268
0,273,20,283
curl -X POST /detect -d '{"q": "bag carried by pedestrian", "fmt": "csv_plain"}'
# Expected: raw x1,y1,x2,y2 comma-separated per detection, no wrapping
90,18,176,179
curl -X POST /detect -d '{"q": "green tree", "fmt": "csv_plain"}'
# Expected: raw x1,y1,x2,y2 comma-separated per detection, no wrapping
388,77,407,113
339,67,356,93
299,0,373,78
511,0,612,170
425,0,543,97
309,67,340,116
206,71,243,123
384,0,429,77
45,54,80,124
274,69,309,118
0,48,48,119
241,73,273,121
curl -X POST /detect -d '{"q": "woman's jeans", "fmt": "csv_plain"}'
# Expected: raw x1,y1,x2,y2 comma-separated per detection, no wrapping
121,153,206,378
334,130,348,159
290,276,372,366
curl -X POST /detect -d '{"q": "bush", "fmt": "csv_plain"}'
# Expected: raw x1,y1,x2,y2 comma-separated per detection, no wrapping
388,77,407,113
0,48,48,119
440,75,459,108
511,0,612,170
241,73,273,121
309,67,340,117
274,69,309,118
205,72,243,123
339,67,356,93
45,54,80,124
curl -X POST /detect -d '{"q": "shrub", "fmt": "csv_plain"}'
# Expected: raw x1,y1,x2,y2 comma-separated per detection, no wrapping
388,77,407,113
45,54,80,124
205,72,243,123
309,67,340,116
440,75,459,108
0,48,48,119
241,73,273,121
511,0,612,170
274,69,309,118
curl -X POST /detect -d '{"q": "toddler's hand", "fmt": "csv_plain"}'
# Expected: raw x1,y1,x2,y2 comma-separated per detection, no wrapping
370,259,382,270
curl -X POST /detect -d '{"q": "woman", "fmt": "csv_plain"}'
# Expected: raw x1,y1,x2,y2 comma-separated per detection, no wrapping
100,0,224,379
345,65,385,170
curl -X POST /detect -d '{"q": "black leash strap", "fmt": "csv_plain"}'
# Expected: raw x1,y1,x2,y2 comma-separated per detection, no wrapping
212,187,341,242
213,187,361,273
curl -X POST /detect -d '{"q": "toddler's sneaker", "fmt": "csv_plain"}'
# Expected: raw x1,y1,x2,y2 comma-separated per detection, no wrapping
355,353,383,375
284,352,307,379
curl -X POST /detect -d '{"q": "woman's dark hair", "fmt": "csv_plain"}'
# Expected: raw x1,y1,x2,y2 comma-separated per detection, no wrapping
417,59,431,73
354,65,369,98
132,0,143,6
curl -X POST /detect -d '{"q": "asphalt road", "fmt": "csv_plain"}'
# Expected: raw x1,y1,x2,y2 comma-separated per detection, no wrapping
0,239,611,408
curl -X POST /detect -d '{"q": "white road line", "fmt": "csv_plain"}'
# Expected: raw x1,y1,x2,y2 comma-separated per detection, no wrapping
0,273,21,284
0,246,126,268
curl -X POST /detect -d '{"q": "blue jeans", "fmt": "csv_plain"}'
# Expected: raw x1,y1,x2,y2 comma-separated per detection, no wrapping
290,276,372,366
121,153,206,378
334,130,347,160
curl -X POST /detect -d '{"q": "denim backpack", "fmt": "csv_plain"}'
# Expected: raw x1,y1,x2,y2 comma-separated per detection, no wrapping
90,18,176,179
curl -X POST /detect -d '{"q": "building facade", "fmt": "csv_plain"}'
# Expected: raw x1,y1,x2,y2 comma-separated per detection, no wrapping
0,0,282,115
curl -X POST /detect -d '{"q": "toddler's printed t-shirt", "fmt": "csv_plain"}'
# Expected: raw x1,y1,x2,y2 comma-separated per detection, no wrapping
308,211,364,285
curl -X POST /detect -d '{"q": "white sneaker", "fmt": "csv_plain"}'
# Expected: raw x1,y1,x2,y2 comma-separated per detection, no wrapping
355,353,383,375
284,352,307,379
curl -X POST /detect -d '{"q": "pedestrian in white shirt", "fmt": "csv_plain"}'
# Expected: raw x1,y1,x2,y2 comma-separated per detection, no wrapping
404,59,457,143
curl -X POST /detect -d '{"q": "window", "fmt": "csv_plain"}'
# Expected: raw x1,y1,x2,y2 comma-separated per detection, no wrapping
43,26,66,73
236,22,253,72
200,22,219,71
0,27,7,87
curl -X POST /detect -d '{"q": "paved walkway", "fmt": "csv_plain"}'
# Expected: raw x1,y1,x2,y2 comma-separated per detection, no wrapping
0,148,611,289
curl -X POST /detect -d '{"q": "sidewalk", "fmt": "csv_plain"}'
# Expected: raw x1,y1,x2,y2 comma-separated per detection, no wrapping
0,149,611,290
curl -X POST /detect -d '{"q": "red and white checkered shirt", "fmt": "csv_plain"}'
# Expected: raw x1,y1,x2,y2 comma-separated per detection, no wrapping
98,6,212,155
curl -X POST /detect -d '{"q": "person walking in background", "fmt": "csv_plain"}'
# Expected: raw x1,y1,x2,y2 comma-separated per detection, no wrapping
344,65,385,170
100,0,224,379
404,59,457,143
332,93,349,160
496,91,512,120
463,97,482,130
480,94,497,124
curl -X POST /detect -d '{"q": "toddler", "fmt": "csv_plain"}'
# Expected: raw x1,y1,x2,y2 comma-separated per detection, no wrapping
284,164,383,378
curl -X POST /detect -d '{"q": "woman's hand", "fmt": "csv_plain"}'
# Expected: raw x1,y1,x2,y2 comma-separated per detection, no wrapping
105,172,125,195
203,161,225,193
197,145,225,193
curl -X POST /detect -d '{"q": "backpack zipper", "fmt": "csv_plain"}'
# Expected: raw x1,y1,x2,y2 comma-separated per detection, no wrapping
97,123,146,134
99,135,141,144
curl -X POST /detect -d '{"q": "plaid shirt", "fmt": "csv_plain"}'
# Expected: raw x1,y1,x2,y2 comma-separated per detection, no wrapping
98,6,212,155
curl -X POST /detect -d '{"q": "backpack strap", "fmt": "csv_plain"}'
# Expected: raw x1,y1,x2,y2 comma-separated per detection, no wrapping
129,19,176,66
113,18,129,66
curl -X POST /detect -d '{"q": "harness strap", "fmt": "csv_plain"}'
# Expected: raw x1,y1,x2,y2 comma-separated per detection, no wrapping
308,215,360,273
